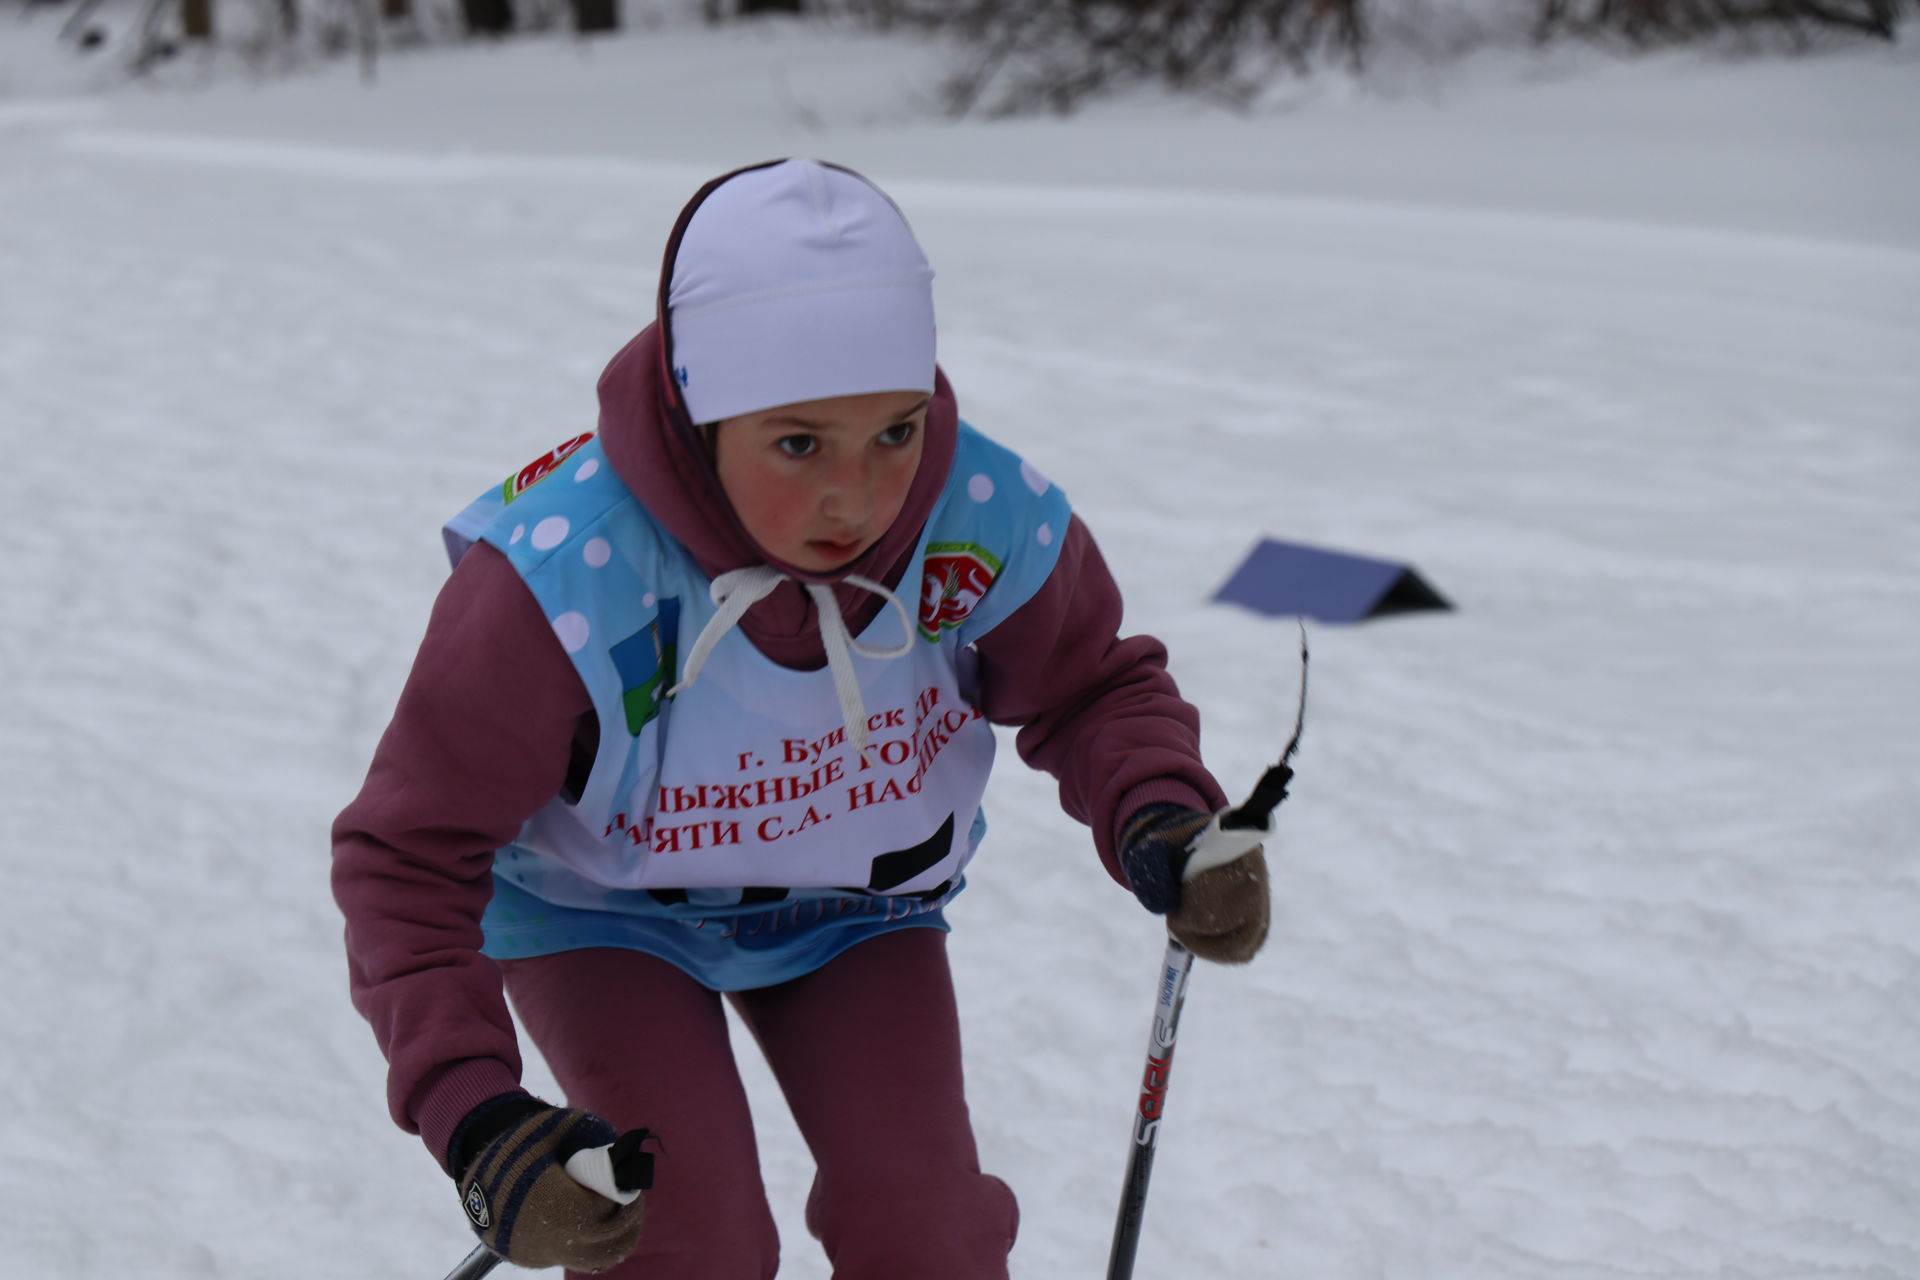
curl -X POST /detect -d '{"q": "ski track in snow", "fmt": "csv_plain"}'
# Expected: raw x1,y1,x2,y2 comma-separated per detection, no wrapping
3,37,1918,1280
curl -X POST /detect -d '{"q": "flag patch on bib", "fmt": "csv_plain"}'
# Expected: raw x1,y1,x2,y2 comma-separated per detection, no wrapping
919,544,1001,640
502,433,594,504
611,597,681,735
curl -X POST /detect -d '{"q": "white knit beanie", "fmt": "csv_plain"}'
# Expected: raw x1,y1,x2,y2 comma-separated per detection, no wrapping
667,159,937,425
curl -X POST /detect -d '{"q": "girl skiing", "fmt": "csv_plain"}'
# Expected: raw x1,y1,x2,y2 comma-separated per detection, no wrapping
332,158,1269,1279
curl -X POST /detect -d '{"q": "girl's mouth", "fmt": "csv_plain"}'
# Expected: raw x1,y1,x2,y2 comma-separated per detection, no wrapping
809,537,865,561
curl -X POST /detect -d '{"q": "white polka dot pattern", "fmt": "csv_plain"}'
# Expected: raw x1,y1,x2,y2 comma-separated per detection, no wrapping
552,611,591,653
531,516,570,551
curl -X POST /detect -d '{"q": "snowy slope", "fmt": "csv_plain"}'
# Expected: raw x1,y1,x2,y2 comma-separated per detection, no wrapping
2,15,1917,1278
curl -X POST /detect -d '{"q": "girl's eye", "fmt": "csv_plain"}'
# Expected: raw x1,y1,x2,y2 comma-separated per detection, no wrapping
878,421,917,447
776,434,819,459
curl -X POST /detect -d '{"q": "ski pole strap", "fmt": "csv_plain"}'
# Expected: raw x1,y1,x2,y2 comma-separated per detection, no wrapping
1221,761,1293,831
1217,619,1308,837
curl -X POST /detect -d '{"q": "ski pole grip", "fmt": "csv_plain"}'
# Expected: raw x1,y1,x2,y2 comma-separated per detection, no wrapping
1184,760,1295,882
563,1128,654,1205
1180,812,1267,882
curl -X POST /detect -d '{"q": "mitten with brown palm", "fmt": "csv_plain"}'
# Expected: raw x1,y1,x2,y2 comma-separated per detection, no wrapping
447,1092,651,1274
1119,804,1270,964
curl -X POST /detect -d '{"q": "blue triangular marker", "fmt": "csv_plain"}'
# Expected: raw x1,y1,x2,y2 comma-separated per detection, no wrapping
1213,538,1451,624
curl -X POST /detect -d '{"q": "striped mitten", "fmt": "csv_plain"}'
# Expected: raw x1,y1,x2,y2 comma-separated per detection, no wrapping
450,1093,648,1273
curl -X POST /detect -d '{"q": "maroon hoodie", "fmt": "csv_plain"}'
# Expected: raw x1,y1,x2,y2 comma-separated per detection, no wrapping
331,195,1226,1171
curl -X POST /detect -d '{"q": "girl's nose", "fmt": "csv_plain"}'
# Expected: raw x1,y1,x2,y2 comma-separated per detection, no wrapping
821,453,876,526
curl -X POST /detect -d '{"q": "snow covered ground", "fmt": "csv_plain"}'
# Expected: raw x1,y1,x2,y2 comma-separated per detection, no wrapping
3,10,1918,1278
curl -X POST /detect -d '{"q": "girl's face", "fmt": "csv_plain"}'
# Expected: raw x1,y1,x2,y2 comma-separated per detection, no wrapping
712,389,930,573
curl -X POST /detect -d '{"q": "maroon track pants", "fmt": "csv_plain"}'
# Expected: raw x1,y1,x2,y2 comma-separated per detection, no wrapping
500,928,1019,1279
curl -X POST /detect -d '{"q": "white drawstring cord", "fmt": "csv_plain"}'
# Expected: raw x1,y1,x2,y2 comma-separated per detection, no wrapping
667,566,787,703
804,575,915,751
668,568,916,751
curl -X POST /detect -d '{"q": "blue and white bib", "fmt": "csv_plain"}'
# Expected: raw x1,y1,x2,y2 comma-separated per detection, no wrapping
442,423,1071,989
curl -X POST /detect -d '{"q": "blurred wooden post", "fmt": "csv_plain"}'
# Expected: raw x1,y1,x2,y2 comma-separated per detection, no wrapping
739,0,804,11
181,0,213,39
461,0,512,32
383,0,411,17
573,0,617,32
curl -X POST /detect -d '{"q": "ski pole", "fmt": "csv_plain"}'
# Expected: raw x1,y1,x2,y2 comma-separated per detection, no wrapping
1106,625,1307,1279
440,1242,502,1280
1104,798,1281,1280
1106,934,1195,1280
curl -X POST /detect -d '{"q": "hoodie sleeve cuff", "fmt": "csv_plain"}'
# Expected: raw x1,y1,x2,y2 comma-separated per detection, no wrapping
409,1057,528,1175
1110,778,1217,879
